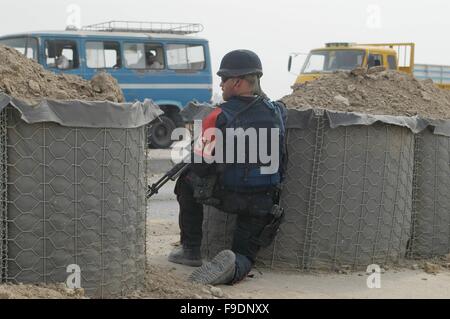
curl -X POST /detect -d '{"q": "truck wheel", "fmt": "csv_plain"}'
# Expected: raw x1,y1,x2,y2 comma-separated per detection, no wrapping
148,115,176,149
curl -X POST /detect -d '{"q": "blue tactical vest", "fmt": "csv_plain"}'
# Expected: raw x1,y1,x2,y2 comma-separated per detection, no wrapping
218,96,287,192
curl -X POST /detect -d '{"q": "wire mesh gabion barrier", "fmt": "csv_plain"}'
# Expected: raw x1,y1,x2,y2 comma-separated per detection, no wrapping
0,94,161,298
0,109,6,283
409,123,450,259
201,206,235,262
202,109,417,271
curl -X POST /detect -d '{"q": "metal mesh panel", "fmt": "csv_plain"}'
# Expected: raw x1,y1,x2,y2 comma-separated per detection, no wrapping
409,129,450,258
202,206,236,260
4,107,147,298
202,112,415,271
0,109,7,282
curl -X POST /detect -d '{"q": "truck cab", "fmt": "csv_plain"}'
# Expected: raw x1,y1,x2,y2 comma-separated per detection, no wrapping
289,42,415,85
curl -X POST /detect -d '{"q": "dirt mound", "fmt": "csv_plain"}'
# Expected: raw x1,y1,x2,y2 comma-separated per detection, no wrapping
0,266,227,299
282,67,450,119
128,265,228,299
0,45,124,103
0,283,85,299
90,72,124,103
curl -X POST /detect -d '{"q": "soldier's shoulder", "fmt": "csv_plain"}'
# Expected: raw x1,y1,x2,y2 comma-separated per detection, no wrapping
219,97,244,108
273,99,287,108
202,107,224,129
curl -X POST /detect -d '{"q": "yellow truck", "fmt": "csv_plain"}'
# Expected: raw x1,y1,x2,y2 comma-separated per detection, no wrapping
288,42,450,90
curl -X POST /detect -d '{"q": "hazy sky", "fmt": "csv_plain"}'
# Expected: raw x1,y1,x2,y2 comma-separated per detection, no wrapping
1,0,450,100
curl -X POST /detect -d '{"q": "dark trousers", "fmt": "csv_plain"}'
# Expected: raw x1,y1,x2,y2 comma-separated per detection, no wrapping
174,174,275,284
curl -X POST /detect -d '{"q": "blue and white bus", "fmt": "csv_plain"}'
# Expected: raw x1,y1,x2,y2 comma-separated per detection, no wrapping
0,21,213,148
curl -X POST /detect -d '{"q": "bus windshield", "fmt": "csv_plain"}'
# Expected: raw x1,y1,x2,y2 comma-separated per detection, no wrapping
0,37,38,60
302,49,365,73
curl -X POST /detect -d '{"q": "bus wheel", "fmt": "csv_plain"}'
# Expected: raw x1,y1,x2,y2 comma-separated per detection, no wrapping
148,115,176,149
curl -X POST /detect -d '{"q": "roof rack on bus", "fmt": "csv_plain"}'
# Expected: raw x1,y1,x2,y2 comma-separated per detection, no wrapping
81,21,204,35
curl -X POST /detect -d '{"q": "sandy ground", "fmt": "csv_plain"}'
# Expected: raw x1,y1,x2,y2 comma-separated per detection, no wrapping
146,177,450,299
0,283,86,299
1,175,450,299
3,216,449,299
147,218,450,299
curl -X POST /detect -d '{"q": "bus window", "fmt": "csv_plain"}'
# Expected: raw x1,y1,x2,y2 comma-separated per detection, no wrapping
86,41,121,69
124,43,145,69
145,45,165,69
0,37,38,60
387,55,397,70
166,44,205,70
124,43,165,69
45,40,79,70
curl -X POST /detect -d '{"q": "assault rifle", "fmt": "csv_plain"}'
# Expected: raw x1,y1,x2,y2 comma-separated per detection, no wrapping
147,160,191,199
147,139,194,199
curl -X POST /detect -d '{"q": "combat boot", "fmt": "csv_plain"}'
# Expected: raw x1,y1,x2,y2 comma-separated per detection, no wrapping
188,250,236,285
168,245,203,267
